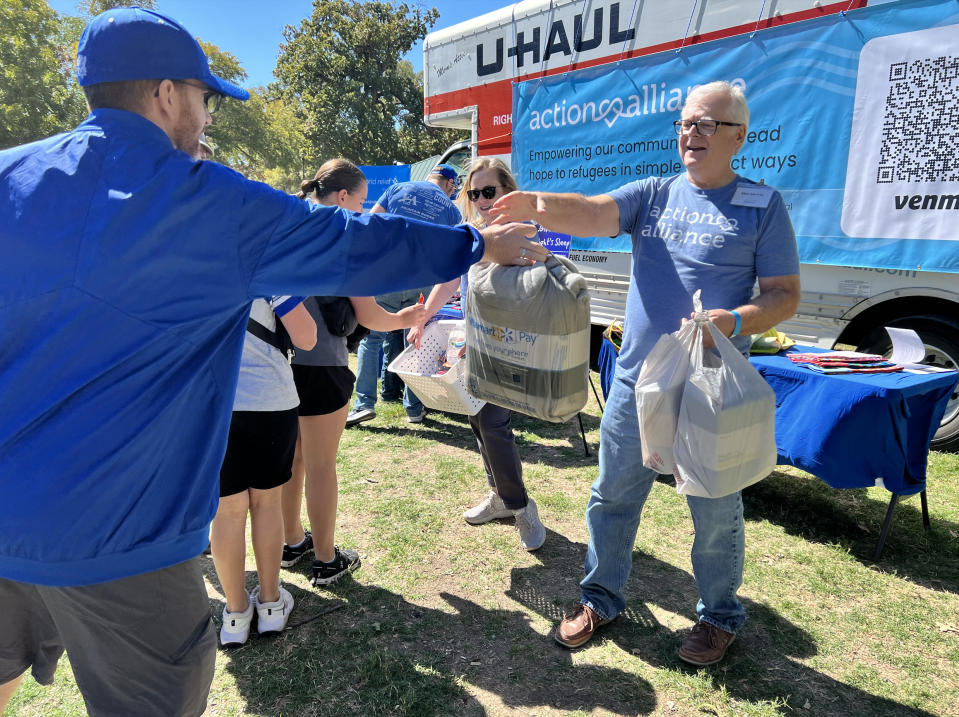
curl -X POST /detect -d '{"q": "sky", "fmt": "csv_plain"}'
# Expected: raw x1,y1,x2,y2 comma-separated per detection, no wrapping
47,0,519,88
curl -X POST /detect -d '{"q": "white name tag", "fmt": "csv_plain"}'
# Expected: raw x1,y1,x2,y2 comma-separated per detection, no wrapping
731,184,774,208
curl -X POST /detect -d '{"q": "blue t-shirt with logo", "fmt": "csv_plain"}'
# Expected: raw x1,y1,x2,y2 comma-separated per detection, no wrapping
375,181,461,227
375,181,462,306
609,174,799,382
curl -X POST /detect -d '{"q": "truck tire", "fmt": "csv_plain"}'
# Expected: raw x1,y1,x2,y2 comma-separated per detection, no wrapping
857,316,959,453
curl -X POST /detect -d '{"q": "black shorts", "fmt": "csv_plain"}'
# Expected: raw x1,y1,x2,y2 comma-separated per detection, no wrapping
219,408,299,497
292,364,355,416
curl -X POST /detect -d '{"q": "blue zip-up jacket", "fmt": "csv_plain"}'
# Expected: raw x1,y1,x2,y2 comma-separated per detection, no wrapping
0,109,484,586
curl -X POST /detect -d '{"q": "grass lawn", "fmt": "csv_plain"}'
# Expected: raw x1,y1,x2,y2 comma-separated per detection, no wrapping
7,368,959,716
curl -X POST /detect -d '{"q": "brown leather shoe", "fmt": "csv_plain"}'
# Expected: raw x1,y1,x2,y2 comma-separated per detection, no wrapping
555,604,610,648
678,621,736,665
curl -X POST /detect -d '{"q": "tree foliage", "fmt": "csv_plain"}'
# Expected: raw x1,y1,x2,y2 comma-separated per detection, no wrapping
199,40,310,191
1,0,461,182
82,0,155,16
274,0,465,165
0,0,86,149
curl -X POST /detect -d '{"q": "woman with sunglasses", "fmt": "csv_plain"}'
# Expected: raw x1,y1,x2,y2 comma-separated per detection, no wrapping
408,157,546,551
280,159,426,586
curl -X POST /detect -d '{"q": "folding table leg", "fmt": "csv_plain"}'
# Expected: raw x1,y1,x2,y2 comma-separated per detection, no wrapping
874,493,900,561
588,374,605,414
920,490,930,530
577,413,589,457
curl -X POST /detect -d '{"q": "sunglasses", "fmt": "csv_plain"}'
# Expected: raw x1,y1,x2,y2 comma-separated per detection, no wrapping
466,185,503,202
159,80,223,114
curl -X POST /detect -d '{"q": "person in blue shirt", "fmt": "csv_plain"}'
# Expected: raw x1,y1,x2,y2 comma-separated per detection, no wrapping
491,81,801,667
0,7,545,715
347,163,464,426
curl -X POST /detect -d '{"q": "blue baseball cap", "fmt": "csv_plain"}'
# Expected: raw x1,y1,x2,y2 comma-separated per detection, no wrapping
76,7,249,101
430,164,461,187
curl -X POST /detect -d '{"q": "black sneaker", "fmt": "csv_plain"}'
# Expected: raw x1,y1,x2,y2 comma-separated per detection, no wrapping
281,531,314,568
311,546,361,586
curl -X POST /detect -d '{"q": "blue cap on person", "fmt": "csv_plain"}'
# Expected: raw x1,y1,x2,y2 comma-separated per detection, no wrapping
431,164,461,187
76,7,250,101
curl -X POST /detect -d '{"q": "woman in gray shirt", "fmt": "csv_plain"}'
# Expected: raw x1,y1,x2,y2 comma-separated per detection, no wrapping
280,159,424,586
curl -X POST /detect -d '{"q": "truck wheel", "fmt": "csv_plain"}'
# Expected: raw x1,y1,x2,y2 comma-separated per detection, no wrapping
858,317,959,452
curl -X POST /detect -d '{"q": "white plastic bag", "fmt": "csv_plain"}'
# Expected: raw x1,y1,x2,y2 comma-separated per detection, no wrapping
635,320,696,474
672,294,777,498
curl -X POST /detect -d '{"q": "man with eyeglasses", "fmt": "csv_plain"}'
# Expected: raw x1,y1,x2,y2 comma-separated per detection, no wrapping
0,8,546,715
491,81,800,665
347,164,464,426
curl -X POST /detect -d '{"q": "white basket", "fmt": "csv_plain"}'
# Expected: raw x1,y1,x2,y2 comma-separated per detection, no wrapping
387,320,486,416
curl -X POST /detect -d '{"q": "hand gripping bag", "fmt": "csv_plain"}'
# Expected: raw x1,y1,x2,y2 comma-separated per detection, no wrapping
672,294,777,498
465,254,590,422
634,320,696,474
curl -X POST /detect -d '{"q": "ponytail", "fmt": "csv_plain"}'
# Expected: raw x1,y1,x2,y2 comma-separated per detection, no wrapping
297,178,318,199
299,159,365,201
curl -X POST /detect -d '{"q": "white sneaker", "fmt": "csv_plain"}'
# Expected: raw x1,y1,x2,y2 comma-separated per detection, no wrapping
463,490,513,525
345,408,376,427
252,585,294,635
220,591,253,647
514,499,546,551
406,409,427,424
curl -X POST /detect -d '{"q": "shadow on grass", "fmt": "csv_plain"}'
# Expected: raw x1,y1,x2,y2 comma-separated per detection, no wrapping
742,471,959,594
211,572,655,716
199,524,935,717
507,530,937,717
349,408,600,467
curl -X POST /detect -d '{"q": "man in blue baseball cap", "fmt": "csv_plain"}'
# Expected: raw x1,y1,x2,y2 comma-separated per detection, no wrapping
75,6,250,159
0,7,545,715
430,162,461,189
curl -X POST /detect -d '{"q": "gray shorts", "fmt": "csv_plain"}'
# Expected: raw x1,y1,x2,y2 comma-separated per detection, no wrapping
0,558,215,717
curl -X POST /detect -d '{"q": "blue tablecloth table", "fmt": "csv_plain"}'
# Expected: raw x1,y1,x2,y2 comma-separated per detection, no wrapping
749,346,958,558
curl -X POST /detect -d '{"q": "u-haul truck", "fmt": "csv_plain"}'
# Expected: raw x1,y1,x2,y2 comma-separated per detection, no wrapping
424,0,959,450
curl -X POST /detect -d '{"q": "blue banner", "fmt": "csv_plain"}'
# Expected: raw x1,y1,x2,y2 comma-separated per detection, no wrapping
512,0,959,273
359,165,412,211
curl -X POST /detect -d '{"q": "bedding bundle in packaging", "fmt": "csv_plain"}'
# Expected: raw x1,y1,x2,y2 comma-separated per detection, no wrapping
465,254,590,422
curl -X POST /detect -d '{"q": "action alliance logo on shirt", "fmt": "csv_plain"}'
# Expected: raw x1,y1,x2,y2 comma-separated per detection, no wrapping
641,204,741,249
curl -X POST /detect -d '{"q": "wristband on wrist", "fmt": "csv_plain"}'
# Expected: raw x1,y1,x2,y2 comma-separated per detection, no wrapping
729,310,742,338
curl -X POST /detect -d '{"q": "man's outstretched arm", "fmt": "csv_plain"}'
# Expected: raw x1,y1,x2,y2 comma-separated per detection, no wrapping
489,191,621,239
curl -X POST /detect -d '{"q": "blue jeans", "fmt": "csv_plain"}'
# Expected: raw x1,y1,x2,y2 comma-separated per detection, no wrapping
352,330,422,416
581,374,746,634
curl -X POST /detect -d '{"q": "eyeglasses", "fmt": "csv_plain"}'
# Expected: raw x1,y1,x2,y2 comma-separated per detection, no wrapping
167,80,223,114
673,119,742,136
466,185,503,202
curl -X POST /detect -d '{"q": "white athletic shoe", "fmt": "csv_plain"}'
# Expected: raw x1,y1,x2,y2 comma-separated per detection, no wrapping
252,585,294,635
514,498,546,551
219,591,254,647
463,490,513,525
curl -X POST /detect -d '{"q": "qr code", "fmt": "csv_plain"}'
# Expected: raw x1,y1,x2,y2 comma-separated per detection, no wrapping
876,55,959,183
843,24,958,242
